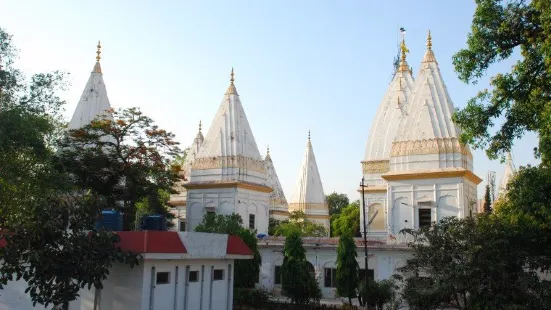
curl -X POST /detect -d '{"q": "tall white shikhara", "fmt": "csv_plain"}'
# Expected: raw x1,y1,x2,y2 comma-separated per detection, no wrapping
361,31,482,237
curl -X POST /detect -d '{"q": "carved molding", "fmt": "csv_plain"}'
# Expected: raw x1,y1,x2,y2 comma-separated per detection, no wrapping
362,160,390,174
192,155,267,174
390,137,472,158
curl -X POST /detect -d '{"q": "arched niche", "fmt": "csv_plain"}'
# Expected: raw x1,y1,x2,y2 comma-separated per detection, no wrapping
368,203,385,231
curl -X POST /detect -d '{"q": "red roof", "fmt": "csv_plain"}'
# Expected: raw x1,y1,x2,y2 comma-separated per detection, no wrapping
226,235,253,256
116,231,187,254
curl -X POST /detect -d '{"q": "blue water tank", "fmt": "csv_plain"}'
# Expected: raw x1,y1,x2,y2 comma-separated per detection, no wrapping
95,210,123,231
140,214,167,231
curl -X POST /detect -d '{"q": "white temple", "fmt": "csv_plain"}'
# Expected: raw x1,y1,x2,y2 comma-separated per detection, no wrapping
184,69,272,235
360,31,481,237
68,41,113,130
264,146,289,221
498,152,516,197
288,132,330,233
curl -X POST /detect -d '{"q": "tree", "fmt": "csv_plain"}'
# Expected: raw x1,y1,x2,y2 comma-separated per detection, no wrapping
399,216,551,310
281,231,321,305
0,27,139,308
332,201,361,237
57,107,182,230
272,211,327,237
483,184,492,214
195,213,261,288
336,234,359,304
359,278,400,310
268,217,281,236
452,0,551,164
326,192,349,216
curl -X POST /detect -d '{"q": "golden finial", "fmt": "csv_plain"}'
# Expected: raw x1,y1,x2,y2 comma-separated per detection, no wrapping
422,30,437,63
230,67,235,84
398,34,409,72
96,41,102,62
198,120,202,132
400,38,408,62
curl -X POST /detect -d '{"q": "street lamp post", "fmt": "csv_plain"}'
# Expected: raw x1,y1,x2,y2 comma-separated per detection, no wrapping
360,177,368,307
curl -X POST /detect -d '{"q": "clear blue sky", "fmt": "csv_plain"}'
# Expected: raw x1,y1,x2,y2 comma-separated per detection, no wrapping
1,0,540,201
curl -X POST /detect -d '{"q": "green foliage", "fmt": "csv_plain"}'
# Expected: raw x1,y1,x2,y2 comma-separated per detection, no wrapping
494,165,551,271
0,27,139,308
233,287,271,309
57,107,182,230
281,231,321,305
399,216,551,310
268,217,281,236
135,189,175,229
452,0,551,164
483,184,492,214
359,278,400,310
336,234,359,304
194,213,261,288
332,201,361,237
272,211,327,237
326,192,350,216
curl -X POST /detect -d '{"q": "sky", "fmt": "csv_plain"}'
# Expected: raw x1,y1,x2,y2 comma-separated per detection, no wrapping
0,0,540,201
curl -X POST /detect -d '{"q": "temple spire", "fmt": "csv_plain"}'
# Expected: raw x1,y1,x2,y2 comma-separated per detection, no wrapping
225,67,238,95
422,30,437,63
198,120,202,133
93,41,102,73
266,145,270,157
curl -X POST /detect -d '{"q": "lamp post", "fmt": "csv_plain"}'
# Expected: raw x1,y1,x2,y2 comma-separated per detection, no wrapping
360,177,368,307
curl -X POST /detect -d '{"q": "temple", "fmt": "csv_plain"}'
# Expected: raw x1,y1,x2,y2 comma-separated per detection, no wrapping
184,69,272,235
288,132,330,233
27,32,520,304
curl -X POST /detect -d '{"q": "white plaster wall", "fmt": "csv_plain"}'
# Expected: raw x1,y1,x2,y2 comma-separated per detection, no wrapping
186,187,270,234
387,177,468,234
258,246,411,299
0,277,49,310
143,259,233,310
191,168,268,187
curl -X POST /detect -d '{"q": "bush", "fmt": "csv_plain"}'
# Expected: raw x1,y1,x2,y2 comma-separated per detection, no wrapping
233,287,271,309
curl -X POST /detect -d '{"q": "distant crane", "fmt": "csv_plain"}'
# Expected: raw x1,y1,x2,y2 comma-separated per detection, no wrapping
487,170,496,204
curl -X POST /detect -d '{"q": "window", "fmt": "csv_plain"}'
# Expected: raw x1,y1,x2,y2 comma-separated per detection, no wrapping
359,269,375,281
189,270,199,282
179,220,186,232
249,214,255,230
274,266,282,285
324,268,337,287
213,269,224,281
418,208,432,228
156,272,170,285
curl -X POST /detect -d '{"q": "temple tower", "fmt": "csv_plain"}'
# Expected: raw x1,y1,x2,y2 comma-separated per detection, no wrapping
264,146,289,221
360,35,415,236
382,31,481,234
68,41,113,129
288,132,330,234
498,152,516,197
185,69,272,234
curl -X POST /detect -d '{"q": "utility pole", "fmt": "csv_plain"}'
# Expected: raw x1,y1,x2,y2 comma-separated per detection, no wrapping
360,177,368,307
